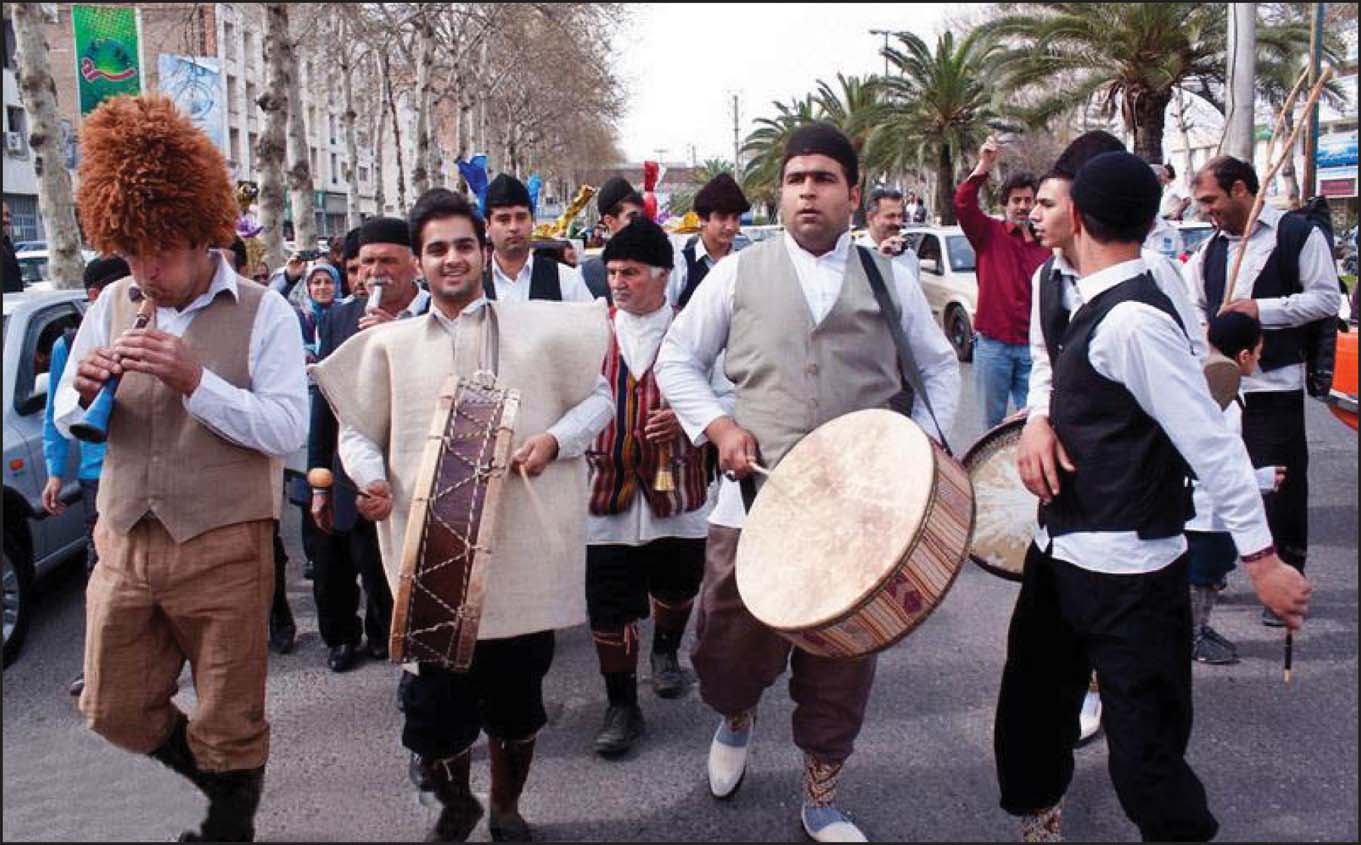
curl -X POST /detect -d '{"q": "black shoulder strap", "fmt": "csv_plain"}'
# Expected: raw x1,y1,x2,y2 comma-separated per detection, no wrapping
529,255,563,301
481,264,497,300
855,246,952,454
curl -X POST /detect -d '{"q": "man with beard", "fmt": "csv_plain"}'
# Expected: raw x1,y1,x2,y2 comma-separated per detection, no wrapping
483,173,595,303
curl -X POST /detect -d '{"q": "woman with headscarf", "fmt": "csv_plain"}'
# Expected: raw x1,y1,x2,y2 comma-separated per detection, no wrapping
297,262,340,363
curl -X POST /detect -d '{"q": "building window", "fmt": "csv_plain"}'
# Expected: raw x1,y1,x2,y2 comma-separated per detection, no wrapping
5,106,27,156
329,113,336,145
359,165,369,184
226,74,238,114
223,21,235,56
310,146,317,174
246,80,258,113
243,31,254,64
3,19,17,70
229,128,240,163
331,152,339,184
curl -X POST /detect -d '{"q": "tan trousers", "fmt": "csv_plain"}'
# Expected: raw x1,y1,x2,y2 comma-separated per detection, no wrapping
80,517,274,772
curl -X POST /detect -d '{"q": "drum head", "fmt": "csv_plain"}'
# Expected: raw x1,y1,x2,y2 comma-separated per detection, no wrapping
735,409,935,631
960,418,1032,582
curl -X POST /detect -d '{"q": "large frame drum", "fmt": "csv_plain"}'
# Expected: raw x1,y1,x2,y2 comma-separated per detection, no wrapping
734,409,974,659
960,417,1035,582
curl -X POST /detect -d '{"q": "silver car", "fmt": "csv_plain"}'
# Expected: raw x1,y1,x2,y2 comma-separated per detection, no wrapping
903,226,979,361
4,289,92,667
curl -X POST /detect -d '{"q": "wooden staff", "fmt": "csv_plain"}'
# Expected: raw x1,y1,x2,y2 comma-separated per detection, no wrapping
1263,66,1312,169
1284,630,1294,684
1223,66,1335,309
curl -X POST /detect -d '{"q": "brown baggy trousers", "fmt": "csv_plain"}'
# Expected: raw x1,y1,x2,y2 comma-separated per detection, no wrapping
691,525,878,764
80,517,275,772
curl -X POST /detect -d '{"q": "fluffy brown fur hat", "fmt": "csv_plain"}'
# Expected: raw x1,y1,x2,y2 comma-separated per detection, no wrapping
77,94,238,256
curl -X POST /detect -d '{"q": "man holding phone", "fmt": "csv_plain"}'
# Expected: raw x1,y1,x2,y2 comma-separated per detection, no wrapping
854,187,921,279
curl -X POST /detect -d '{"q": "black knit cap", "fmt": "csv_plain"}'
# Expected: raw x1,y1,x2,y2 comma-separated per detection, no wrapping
782,121,859,186
358,216,411,249
1050,130,1125,181
342,226,361,260
597,176,638,217
485,173,531,212
602,217,674,270
693,173,750,217
1071,151,1161,234
83,255,130,290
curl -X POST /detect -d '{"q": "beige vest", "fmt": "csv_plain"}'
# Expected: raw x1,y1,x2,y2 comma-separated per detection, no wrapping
309,300,609,640
98,276,276,543
725,239,904,468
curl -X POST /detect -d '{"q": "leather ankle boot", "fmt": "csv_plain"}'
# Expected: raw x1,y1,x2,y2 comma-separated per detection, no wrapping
179,766,266,842
148,713,209,796
488,736,536,841
422,750,483,842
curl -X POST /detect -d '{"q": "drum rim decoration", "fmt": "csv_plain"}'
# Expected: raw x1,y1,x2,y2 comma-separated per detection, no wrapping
960,416,1028,583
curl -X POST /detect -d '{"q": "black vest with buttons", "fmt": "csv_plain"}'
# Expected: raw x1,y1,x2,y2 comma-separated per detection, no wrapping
482,254,563,301
1038,270,1192,540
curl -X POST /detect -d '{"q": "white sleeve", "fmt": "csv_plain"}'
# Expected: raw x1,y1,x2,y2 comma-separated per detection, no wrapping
655,255,739,445
1144,251,1206,361
890,260,960,440
1090,303,1274,556
1025,263,1053,418
556,263,598,304
338,424,388,487
1256,228,1341,328
1183,241,1212,325
53,288,115,438
546,374,615,459
665,259,689,307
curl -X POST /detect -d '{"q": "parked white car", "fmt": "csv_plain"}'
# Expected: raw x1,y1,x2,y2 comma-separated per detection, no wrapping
902,226,979,361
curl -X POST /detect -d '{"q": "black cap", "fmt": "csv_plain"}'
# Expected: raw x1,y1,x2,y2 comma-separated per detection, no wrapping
342,226,361,260
485,173,531,212
782,122,859,186
358,216,411,249
597,176,640,217
693,173,750,218
83,255,130,290
1050,131,1125,181
1071,151,1161,236
602,218,674,270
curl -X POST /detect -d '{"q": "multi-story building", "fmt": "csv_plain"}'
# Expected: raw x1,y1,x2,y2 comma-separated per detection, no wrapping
3,16,43,243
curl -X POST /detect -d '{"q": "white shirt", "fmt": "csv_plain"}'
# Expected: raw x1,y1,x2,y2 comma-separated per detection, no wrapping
1184,205,1341,393
1186,395,1281,533
587,305,724,546
663,233,737,307
655,231,961,530
1030,258,1274,574
54,252,308,457
1027,248,1205,418
337,298,615,488
853,231,922,279
490,252,595,303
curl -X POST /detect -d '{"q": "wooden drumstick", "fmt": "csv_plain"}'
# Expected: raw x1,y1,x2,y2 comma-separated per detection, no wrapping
1284,630,1293,684
306,467,375,499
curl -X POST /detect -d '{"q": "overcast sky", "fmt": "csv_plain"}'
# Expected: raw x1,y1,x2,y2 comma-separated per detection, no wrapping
615,3,957,165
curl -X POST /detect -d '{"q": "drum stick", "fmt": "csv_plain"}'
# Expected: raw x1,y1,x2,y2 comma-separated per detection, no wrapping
1284,631,1293,684
306,467,375,499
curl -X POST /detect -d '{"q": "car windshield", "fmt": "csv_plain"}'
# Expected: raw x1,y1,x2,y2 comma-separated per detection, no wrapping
18,256,49,283
946,236,976,272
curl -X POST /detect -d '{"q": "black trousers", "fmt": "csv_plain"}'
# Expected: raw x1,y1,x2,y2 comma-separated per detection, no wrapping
312,518,393,648
270,519,293,623
1243,390,1309,570
400,631,556,760
994,543,1217,842
585,537,706,629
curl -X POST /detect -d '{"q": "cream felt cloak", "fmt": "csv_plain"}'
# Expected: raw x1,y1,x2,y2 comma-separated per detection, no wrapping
309,300,609,639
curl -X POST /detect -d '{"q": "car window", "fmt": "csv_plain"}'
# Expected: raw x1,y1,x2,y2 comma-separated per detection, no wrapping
946,236,977,272
14,303,82,415
917,234,942,266
19,256,49,283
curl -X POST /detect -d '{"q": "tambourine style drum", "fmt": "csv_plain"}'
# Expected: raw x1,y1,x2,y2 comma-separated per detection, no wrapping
734,409,975,659
960,417,1035,582
389,372,520,671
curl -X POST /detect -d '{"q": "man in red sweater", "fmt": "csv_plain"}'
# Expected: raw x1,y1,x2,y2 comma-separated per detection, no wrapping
955,136,1051,428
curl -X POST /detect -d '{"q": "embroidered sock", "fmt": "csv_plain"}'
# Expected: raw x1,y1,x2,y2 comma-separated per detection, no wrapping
1021,805,1063,842
802,754,843,809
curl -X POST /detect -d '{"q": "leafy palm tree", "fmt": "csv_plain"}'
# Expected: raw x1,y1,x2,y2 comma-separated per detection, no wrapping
741,94,818,220
868,29,1002,226
981,3,1305,163
670,158,734,216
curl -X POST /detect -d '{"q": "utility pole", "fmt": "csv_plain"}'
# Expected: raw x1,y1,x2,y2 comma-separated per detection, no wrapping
869,29,892,79
731,93,741,174
1302,1,1325,199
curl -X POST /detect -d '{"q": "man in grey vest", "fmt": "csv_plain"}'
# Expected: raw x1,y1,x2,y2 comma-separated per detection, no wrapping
53,94,308,842
656,122,960,842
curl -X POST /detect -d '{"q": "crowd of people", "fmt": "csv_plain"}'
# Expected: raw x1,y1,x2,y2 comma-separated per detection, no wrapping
32,89,1338,844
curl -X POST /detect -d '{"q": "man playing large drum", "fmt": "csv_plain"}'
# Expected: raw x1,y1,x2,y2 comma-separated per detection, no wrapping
655,122,960,842
310,188,612,842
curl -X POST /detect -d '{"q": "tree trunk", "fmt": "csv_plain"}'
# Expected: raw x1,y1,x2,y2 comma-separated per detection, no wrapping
934,143,956,226
1222,2,1257,161
411,9,433,197
382,53,406,214
1130,89,1172,165
285,27,317,251
340,18,362,230
373,77,387,215
1280,108,1301,207
12,3,84,288
257,4,291,269
1175,88,1195,192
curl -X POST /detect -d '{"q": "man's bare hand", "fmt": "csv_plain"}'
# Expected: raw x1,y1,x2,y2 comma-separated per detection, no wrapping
311,492,333,534
510,433,559,478
971,135,1001,179
1219,298,1260,320
358,307,397,331
1245,554,1312,630
1016,415,1075,504
355,480,393,522
706,416,759,481
877,235,906,258
113,328,204,397
42,477,67,516
643,409,683,444
74,346,123,405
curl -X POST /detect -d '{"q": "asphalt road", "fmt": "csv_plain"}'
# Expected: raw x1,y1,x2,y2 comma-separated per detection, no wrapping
3,365,1357,842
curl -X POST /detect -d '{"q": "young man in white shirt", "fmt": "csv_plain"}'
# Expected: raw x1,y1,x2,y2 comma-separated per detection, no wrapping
999,151,1310,843
581,176,647,300
483,173,595,304
673,173,750,308
656,122,959,843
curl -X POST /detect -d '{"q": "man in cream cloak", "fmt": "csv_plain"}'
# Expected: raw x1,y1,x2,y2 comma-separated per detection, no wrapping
310,187,610,842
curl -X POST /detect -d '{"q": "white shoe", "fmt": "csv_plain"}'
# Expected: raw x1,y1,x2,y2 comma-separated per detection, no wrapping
707,716,753,799
801,804,868,842
1077,690,1102,745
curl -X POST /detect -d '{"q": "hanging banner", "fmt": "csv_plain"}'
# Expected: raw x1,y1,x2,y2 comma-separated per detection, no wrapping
158,54,225,152
72,5,142,115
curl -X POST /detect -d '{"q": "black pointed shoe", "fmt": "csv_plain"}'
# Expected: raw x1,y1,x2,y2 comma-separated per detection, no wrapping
593,704,643,757
328,642,358,672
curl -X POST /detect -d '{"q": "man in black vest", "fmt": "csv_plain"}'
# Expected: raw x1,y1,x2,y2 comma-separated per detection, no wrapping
580,176,647,300
483,173,595,303
674,173,750,309
999,151,1312,843
308,217,421,672
1184,155,1341,625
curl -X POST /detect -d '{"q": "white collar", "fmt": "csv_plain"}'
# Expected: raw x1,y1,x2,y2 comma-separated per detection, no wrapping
782,230,852,266
1074,257,1147,304
614,302,673,332
492,251,533,285
427,295,488,331
173,251,239,313
691,234,732,265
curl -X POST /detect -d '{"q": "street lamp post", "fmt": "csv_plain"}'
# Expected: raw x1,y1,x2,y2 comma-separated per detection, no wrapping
869,28,893,79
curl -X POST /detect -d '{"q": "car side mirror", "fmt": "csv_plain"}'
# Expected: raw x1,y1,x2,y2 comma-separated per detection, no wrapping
920,258,942,275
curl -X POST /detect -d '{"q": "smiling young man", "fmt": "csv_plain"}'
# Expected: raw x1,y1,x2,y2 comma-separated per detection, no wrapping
52,94,308,842
483,173,595,303
310,187,613,842
655,122,959,842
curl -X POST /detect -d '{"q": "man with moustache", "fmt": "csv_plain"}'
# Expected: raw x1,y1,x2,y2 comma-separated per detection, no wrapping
655,122,959,842
311,188,612,841
854,187,922,279
483,173,595,303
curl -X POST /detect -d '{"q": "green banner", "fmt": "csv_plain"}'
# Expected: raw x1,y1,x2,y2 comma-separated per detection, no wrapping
72,6,142,116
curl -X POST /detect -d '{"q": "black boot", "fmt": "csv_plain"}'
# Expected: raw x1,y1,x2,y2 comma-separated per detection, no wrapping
179,766,266,842
650,627,688,699
423,750,484,842
488,737,536,841
594,673,643,757
148,712,210,796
